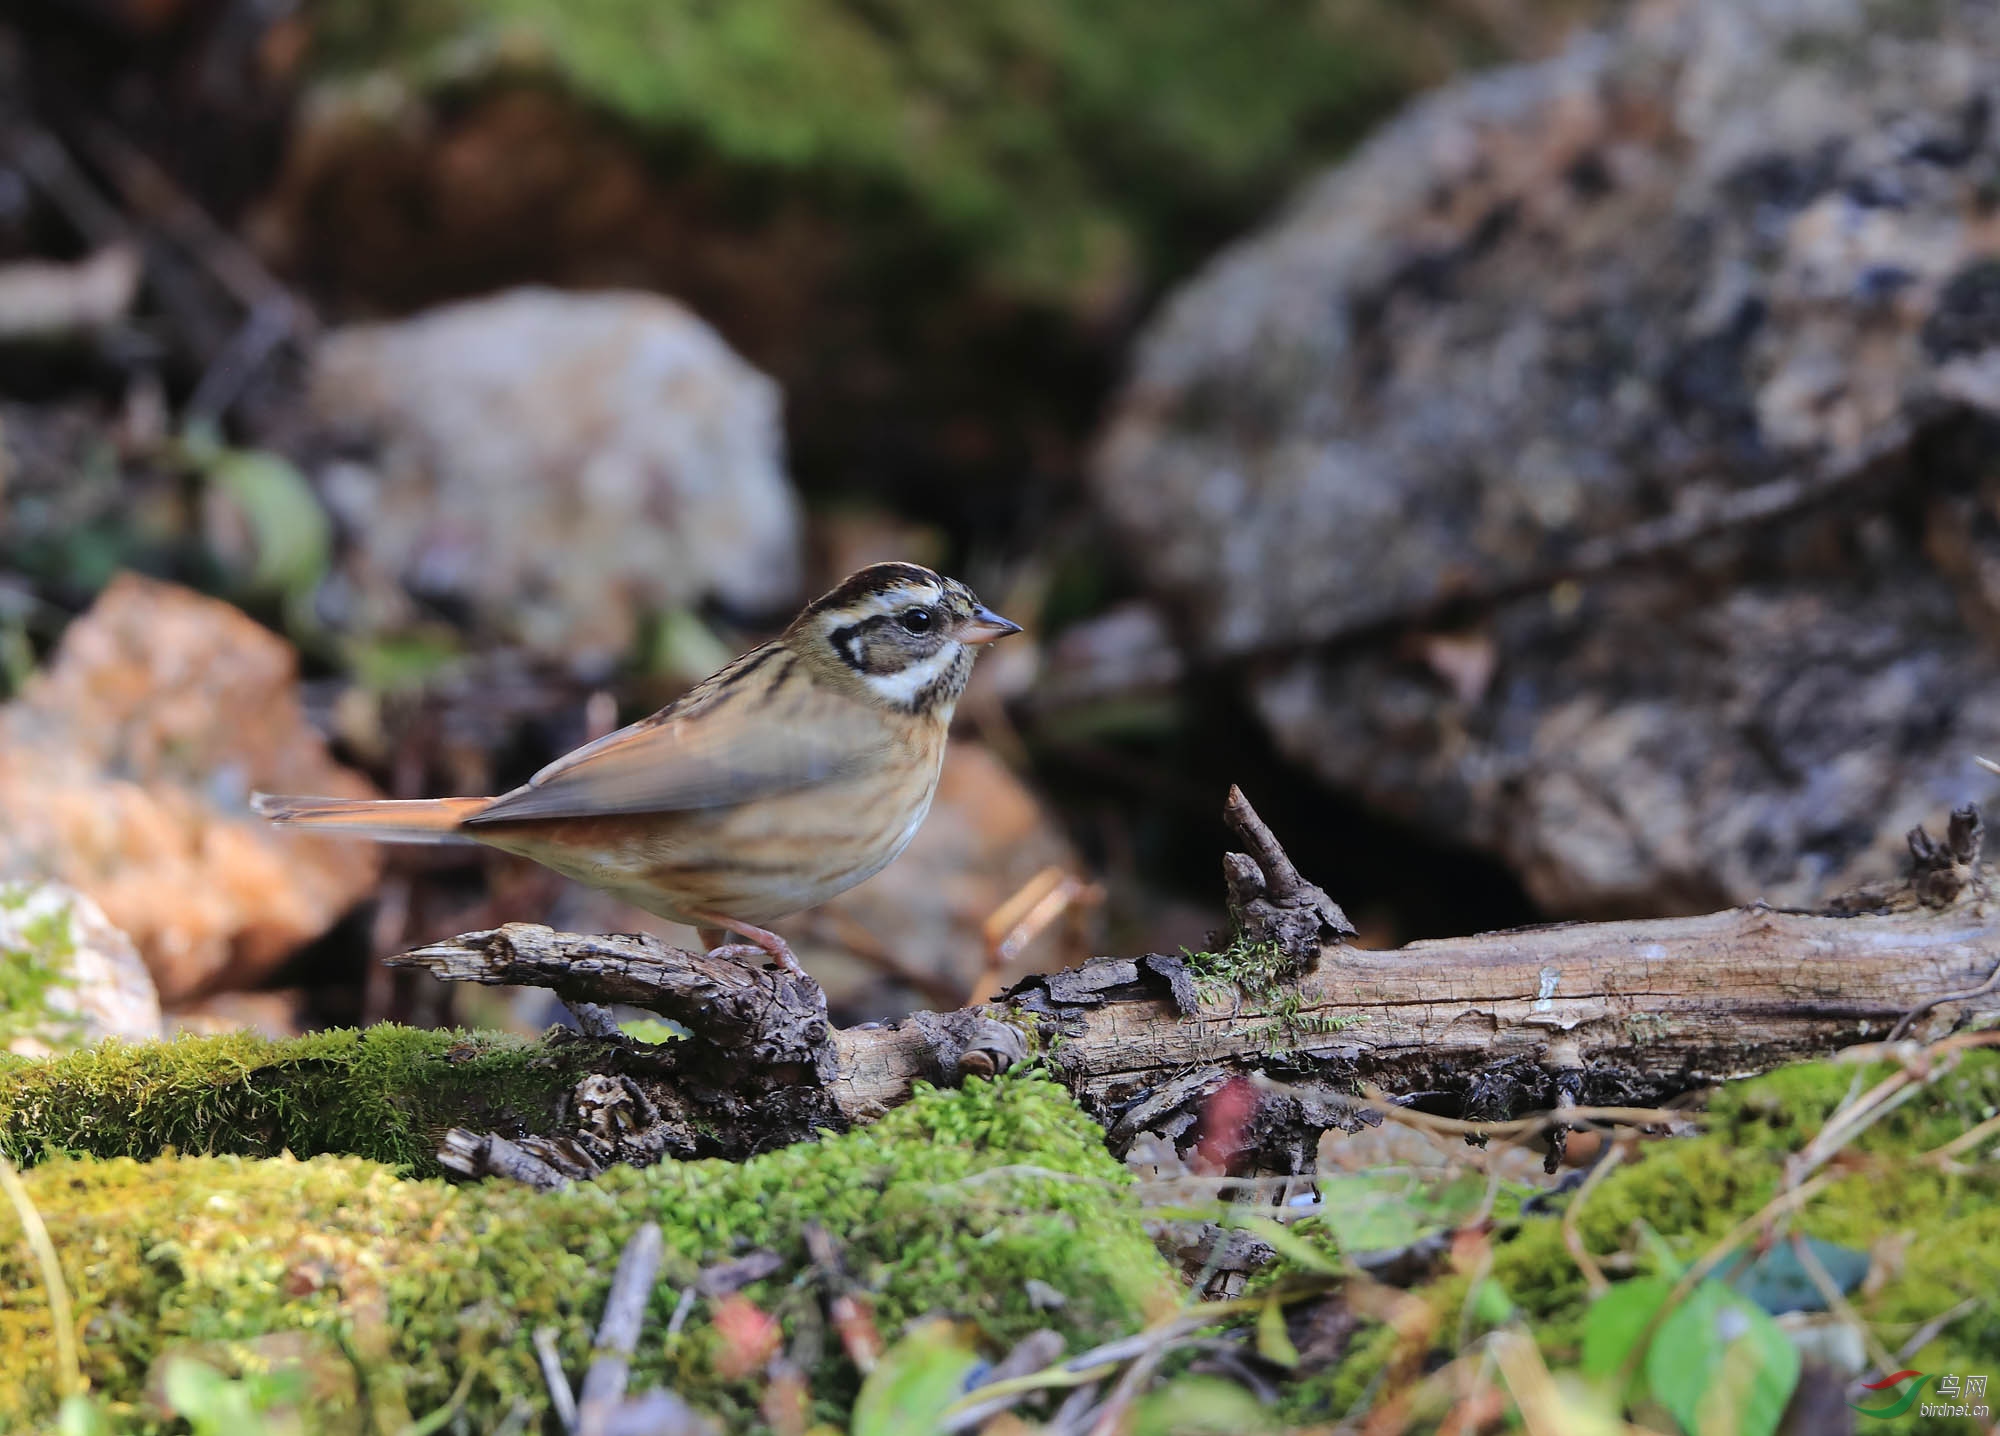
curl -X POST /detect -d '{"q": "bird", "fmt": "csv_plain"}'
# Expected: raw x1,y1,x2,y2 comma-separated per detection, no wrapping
254,561,1022,977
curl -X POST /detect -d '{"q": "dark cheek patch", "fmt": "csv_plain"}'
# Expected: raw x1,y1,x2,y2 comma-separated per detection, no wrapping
828,621,868,672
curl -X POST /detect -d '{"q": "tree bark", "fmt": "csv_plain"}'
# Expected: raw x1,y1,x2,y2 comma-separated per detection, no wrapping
386,799,2000,1175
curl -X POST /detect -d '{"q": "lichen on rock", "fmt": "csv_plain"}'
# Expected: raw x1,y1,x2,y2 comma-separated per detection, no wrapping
1095,0,2000,916
0,1071,1174,1433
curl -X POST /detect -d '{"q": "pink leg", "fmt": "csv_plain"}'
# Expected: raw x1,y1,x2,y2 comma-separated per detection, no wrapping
692,911,808,978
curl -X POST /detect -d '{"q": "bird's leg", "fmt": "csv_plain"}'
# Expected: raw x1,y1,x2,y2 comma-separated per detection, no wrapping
692,912,808,979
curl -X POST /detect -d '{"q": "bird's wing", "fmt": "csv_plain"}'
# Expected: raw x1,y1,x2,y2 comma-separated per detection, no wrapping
466,646,890,824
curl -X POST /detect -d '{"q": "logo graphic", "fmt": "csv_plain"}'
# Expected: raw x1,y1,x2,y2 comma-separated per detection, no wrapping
1850,1370,1933,1419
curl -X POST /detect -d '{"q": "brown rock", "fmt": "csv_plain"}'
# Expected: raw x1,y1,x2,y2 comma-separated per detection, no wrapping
1095,0,2000,913
308,287,803,664
0,574,379,1001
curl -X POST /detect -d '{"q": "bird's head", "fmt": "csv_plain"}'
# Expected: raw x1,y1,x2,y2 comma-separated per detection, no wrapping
787,561,1021,714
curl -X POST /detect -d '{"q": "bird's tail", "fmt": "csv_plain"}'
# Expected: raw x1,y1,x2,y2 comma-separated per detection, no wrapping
251,793,490,845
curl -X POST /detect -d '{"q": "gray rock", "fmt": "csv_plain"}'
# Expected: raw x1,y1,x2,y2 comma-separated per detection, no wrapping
1095,0,2000,912
311,287,803,664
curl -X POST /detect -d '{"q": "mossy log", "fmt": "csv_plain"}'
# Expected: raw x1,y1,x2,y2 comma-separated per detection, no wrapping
381,804,2000,1175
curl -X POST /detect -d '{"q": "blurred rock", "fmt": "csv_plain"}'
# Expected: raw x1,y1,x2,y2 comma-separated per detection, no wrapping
807,508,948,595
1096,0,2000,913
782,741,1094,1017
0,244,141,339
0,574,380,1001
166,989,307,1039
1,880,162,1057
309,287,803,664
1034,601,1184,711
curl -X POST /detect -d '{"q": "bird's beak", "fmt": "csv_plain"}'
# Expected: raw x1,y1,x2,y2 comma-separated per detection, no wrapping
960,604,1023,645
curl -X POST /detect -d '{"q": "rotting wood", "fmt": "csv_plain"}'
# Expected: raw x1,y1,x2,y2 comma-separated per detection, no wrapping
387,798,2000,1174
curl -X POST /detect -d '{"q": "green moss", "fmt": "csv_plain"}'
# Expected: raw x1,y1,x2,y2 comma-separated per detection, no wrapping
0,1027,589,1176
1283,1052,2000,1431
1,1071,1173,1433
1181,937,1292,1005
305,0,1463,301
1175,937,1361,1054
0,885,82,1051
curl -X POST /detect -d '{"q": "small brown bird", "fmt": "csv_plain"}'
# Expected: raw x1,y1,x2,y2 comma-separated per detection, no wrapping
255,562,1021,976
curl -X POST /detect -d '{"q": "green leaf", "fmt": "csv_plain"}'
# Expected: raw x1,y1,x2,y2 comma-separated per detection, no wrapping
1255,1294,1299,1367
159,1351,305,1436
162,1357,256,1436
1581,1277,1674,1375
1310,1169,1485,1255
618,1016,689,1044
852,1319,981,1436
1130,1375,1274,1435
1580,1276,1674,1402
1722,1237,1870,1315
204,448,332,602
56,1395,112,1436
343,630,462,694
649,608,734,685
1633,1221,1686,1280
1472,1277,1515,1327
1645,1280,1801,1436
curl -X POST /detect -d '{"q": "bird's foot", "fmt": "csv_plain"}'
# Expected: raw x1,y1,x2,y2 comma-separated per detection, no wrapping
694,913,809,979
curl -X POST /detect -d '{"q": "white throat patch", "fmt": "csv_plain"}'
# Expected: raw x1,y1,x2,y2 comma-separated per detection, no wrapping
864,645,959,709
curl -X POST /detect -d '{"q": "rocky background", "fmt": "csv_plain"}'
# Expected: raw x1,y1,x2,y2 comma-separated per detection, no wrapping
4,0,1995,1041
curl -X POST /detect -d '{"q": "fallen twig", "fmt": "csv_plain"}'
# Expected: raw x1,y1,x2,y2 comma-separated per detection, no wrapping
577,1222,665,1436
534,1326,578,1435
1558,1140,1626,1298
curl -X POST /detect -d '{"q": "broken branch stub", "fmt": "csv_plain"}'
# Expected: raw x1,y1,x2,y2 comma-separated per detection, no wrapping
1910,804,1987,908
1221,785,1355,972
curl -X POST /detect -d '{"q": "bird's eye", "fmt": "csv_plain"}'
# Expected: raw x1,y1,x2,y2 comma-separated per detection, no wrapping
900,607,935,634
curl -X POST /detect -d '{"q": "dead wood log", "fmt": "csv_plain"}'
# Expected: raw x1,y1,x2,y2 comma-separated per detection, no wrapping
387,799,2000,1175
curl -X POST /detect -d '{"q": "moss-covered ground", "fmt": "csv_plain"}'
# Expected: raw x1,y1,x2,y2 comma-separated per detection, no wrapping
1,1069,1172,1432
5,1024,1996,1433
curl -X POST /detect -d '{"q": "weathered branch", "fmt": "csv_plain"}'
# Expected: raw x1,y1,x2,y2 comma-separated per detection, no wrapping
389,805,2000,1176
402,925,832,1071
